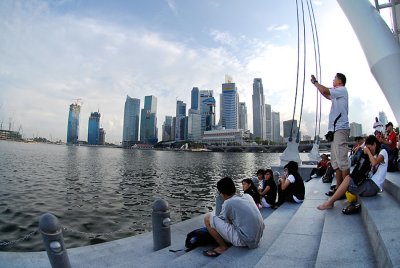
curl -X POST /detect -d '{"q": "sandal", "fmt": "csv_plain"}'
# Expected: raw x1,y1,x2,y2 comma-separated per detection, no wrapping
325,189,336,196
342,203,361,215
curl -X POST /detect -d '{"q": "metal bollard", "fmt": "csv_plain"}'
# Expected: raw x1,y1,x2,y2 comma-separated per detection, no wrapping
152,199,171,251
215,190,224,216
39,213,71,268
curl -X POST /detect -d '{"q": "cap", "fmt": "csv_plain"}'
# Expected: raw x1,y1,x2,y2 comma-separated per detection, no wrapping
386,122,393,128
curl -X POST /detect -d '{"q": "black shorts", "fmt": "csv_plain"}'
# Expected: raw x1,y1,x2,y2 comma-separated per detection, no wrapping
348,178,380,197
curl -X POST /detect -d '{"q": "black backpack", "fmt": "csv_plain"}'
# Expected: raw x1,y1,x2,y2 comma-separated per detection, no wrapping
350,153,371,186
184,227,216,252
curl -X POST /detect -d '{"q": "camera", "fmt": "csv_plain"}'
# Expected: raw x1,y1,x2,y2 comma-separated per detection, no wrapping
325,131,334,142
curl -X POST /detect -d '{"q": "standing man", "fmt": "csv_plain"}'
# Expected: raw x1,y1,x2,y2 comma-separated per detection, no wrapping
311,73,350,196
203,177,264,257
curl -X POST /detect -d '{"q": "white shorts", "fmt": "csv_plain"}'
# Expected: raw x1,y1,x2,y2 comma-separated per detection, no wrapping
211,216,246,247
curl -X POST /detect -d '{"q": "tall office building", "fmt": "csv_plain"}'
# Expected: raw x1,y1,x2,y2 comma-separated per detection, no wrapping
188,109,202,141
191,87,200,110
379,111,388,126
220,78,239,129
162,116,173,141
238,102,248,131
99,128,106,145
350,122,363,137
283,119,299,141
200,90,216,133
252,78,266,139
88,111,101,145
140,95,158,144
265,104,272,141
272,111,281,143
67,102,81,144
175,100,187,141
122,96,140,147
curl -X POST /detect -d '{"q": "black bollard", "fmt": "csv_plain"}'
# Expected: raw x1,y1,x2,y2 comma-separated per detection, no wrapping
152,199,171,251
39,213,71,268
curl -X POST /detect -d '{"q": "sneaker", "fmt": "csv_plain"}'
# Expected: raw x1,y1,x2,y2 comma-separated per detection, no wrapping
311,174,317,178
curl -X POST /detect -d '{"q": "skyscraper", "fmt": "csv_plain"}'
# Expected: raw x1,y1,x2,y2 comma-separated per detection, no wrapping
238,102,248,131
252,78,266,139
350,122,363,137
283,119,299,141
272,111,281,143
221,78,239,129
200,90,216,133
379,111,388,126
191,87,200,110
88,111,100,145
140,95,158,144
99,128,106,145
122,96,140,147
162,116,173,141
265,104,272,141
67,102,81,144
175,100,187,141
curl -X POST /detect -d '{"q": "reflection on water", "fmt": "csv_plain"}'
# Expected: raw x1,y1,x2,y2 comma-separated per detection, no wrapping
0,141,281,252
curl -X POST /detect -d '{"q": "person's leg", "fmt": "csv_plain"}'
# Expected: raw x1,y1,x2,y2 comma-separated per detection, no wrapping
317,175,351,210
204,213,229,254
335,129,350,189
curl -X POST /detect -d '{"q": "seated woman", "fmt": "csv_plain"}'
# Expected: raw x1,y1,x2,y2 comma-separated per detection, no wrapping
276,161,305,206
309,154,330,179
258,168,277,208
317,135,387,212
242,178,261,208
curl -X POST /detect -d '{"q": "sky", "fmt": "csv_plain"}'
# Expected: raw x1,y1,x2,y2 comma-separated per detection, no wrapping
0,0,397,144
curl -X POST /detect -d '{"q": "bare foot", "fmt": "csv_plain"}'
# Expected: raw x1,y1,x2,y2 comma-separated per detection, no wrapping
317,202,333,210
213,246,228,254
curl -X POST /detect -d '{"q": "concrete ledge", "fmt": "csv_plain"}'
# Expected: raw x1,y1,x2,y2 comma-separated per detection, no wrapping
360,191,400,267
384,171,400,203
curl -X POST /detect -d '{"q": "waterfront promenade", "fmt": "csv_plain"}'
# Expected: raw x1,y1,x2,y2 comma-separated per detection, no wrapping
1,170,399,267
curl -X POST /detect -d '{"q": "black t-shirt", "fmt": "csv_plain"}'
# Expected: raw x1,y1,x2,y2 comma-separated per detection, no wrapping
262,179,277,205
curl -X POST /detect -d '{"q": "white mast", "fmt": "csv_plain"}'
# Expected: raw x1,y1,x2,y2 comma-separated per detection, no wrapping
337,0,400,125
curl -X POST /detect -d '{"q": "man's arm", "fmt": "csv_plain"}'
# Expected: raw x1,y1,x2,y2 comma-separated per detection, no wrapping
311,75,331,100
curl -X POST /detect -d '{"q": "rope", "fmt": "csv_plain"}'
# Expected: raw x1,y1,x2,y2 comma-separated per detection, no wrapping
290,0,302,142
296,0,307,143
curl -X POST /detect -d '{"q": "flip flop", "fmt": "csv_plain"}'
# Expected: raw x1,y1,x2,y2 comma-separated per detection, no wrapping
203,249,221,257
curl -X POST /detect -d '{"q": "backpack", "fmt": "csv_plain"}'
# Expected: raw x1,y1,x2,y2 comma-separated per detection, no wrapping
350,153,371,186
184,227,216,252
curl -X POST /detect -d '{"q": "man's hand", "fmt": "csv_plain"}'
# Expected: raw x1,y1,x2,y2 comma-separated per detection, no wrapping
311,75,317,84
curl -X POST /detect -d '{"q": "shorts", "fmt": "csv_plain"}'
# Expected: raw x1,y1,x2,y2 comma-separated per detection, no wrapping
211,216,246,247
331,129,350,170
348,178,380,197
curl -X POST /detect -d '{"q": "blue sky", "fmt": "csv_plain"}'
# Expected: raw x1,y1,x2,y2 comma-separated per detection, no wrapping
0,0,396,143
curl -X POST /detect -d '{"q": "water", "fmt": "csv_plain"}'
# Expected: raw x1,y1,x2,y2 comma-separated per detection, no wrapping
0,141,284,252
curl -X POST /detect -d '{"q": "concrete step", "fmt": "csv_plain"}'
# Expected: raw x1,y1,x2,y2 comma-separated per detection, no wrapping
254,178,330,267
383,171,400,203
315,199,376,267
359,190,400,267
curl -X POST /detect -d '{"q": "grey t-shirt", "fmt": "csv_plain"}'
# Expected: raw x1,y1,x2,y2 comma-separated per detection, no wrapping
218,194,265,248
328,86,349,131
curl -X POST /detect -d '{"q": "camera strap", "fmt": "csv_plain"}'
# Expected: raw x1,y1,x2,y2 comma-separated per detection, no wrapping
333,113,342,132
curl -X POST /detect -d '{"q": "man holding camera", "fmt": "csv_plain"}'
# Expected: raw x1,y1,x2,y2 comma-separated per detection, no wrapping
311,73,350,196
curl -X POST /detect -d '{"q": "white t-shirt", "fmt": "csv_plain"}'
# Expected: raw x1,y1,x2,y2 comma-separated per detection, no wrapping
329,86,349,131
370,149,388,190
287,174,295,183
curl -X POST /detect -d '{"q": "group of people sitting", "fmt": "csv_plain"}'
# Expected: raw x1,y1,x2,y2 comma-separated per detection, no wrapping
203,161,306,257
242,161,306,209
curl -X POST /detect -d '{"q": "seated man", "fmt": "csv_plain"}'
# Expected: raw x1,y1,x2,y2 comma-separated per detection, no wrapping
309,153,330,179
203,177,265,257
378,122,398,171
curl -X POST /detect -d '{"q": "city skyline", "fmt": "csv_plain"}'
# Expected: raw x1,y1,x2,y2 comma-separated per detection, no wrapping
0,0,397,144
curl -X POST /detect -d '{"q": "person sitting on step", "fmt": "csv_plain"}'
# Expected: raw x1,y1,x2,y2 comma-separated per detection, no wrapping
309,153,330,179
258,168,277,208
317,135,387,213
242,178,262,209
276,161,305,206
203,177,265,257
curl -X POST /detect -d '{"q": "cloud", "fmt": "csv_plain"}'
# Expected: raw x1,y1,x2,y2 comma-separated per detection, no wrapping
166,0,178,15
209,29,237,47
267,24,289,32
